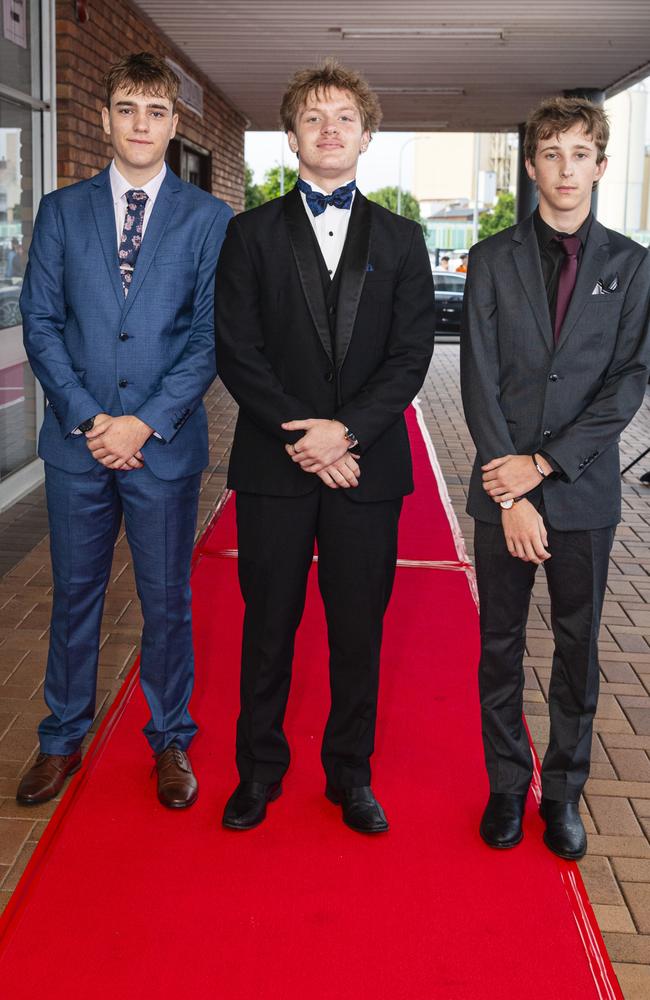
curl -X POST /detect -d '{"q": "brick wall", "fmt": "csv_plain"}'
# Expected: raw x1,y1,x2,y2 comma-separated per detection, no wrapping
55,0,246,211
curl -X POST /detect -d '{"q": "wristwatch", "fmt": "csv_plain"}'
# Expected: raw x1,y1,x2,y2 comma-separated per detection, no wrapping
343,425,359,450
500,496,524,510
78,416,95,433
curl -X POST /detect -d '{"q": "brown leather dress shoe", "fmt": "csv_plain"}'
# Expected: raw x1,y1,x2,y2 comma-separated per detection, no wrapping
16,750,82,805
155,746,198,809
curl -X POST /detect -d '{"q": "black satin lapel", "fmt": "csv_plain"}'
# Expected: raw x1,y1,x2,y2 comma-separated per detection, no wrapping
90,179,125,308
512,227,554,352
121,184,179,319
556,227,609,350
334,192,371,370
284,188,333,364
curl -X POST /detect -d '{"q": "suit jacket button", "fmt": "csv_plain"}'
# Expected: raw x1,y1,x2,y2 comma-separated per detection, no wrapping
118,378,128,388
328,306,336,316
548,373,558,381
119,332,129,341
324,371,334,382
543,429,552,438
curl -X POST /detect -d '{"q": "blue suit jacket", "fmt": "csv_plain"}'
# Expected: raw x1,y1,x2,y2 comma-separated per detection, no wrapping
21,165,232,480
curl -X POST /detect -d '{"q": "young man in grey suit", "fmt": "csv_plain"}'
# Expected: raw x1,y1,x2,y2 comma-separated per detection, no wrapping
461,98,650,859
17,53,231,810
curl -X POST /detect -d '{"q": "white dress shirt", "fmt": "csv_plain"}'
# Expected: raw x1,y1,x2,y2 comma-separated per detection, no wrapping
298,178,356,277
109,159,167,248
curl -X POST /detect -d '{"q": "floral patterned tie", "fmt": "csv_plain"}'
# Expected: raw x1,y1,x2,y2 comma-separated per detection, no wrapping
118,189,148,295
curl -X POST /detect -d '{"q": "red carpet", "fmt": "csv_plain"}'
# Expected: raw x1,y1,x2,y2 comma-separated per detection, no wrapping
0,404,620,999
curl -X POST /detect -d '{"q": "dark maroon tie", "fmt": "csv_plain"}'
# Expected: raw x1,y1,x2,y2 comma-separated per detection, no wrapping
553,235,581,342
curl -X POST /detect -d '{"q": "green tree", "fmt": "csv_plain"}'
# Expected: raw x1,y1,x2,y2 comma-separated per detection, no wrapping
244,163,264,211
366,187,426,233
478,191,515,240
259,164,299,202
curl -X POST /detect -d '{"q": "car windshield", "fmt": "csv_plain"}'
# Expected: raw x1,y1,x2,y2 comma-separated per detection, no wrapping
433,274,465,293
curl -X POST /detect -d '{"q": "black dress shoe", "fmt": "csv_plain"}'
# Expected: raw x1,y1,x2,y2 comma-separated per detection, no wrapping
540,798,587,860
325,784,389,834
479,792,527,849
222,781,282,830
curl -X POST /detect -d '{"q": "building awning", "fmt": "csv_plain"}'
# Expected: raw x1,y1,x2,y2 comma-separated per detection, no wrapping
135,1,650,130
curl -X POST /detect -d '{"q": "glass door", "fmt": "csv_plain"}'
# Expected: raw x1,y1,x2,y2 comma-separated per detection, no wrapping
0,0,55,510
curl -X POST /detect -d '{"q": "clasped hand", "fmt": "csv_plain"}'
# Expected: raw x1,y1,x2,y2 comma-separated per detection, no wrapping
85,414,153,470
501,498,551,564
281,418,360,489
481,453,548,501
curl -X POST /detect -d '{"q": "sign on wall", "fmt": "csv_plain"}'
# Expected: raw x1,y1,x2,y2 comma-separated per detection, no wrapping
3,0,27,48
165,58,204,118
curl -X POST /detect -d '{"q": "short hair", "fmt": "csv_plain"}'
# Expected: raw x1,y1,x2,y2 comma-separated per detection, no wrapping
524,96,609,164
103,52,180,109
441,255,450,261
280,57,382,136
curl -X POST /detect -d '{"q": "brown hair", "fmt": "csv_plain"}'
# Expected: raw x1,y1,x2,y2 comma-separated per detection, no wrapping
524,96,609,164
280,57,382,136
103,52,180,109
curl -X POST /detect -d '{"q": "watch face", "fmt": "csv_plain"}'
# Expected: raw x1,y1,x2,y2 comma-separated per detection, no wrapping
500,499,514,510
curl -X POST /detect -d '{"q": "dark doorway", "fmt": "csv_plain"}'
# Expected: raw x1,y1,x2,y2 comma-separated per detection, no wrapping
167,138,212,192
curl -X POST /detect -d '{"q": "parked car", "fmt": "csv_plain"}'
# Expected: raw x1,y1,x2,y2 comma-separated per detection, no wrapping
0,283,22,330
432,269,465,335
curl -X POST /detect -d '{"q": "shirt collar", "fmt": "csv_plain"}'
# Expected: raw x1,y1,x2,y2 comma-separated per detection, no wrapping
109,160,168,204
534,207,593,249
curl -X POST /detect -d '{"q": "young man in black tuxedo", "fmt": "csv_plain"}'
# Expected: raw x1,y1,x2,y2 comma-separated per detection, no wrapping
215,59,435,833
461,98,650,859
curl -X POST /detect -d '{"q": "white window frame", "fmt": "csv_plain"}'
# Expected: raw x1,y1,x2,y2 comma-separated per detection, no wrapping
0,0,56,512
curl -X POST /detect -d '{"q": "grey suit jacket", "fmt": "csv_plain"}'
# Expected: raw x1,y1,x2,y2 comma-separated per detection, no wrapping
460,214,650,530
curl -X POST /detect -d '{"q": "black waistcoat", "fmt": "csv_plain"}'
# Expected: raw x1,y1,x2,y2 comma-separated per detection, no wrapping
308,226,347,359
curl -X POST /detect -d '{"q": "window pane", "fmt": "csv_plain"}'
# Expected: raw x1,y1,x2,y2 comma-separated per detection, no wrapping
0,97,37,481
0,0,35,95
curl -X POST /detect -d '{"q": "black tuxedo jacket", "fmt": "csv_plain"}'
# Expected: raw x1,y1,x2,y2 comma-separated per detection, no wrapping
214,187,435,502
460,214,650,530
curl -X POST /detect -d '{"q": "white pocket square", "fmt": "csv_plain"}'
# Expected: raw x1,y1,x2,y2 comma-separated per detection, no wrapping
592,274,619,295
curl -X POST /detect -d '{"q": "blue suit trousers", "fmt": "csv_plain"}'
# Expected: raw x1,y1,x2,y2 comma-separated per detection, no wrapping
40,461,201,755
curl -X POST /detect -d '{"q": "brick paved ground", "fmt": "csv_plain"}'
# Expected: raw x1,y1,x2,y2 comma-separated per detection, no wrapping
0,347,649,997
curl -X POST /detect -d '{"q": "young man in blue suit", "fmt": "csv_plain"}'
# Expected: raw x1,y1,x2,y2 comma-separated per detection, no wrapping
17,53,232,809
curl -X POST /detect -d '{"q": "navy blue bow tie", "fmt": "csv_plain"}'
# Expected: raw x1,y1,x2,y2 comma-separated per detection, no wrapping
296,178,356,217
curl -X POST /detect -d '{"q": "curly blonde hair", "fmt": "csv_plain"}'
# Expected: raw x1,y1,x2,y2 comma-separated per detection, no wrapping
280,57,382,136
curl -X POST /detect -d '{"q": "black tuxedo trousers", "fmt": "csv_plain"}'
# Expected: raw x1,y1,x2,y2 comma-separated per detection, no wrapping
235,489,402,788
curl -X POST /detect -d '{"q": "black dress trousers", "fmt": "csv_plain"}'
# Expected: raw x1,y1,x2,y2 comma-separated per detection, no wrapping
474,514,614,802
235,487,402,789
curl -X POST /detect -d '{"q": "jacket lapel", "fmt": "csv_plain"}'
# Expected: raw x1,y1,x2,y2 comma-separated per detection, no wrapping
90,167,125,309
555,219,609,350
511,216,554,352
334,191,371,369
284,186,333,364
121,167,181,320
